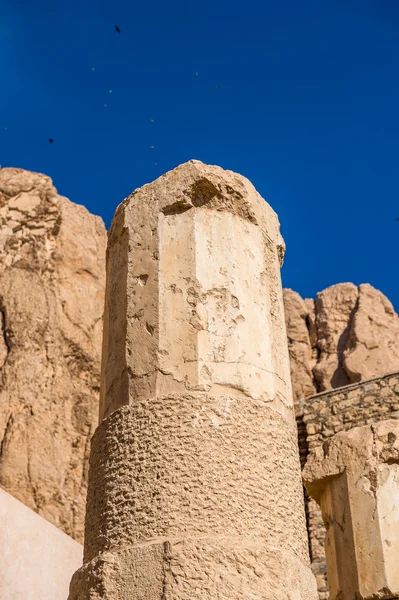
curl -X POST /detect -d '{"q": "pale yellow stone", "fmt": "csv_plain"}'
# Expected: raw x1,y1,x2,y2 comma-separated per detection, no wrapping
303,420,399,600
8,191,41,212
70,161,317,600
0,487,82,600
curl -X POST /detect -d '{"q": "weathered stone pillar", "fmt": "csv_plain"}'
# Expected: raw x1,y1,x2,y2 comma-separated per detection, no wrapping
303,419,399,600
69,160,318,599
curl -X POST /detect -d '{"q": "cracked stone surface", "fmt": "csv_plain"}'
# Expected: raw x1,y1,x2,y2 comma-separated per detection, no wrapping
0,167,106,542
303,420,399,600
99,160,292,422
70,160,318,600
283,283,399,406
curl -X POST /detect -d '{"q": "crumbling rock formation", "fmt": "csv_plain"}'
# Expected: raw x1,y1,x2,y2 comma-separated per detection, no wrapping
345,284,399,381
283,289,317,403
0,167,106,542
284,283,399,405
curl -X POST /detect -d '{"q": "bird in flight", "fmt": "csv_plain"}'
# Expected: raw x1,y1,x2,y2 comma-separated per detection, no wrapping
115,25,121,34
49,138,54,143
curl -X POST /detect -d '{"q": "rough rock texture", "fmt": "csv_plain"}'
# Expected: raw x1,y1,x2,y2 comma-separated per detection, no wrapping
283,289,317,403
0,167,106,542
345,284,399,381
284,283,399,405
303,420,399,600
69,160,318,599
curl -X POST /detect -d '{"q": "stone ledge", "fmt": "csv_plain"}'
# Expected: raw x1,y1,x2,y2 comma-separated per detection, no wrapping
299,371,399,413
70,536,317,600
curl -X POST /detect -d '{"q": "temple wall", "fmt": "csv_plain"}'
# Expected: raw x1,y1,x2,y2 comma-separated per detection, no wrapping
299,371,399,598
0,487,82,600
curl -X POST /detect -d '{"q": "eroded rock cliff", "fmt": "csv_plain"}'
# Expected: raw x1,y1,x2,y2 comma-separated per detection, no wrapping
0,167,106,542
284,283,399,405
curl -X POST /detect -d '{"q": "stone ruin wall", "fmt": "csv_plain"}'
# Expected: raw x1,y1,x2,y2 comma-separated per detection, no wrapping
299,372,399,598
303,418,399,600
0,487,82,600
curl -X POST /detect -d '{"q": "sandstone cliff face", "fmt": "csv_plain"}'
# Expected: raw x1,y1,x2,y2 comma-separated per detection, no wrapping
0,167,106,542
283,289,318,403
284,283,399,405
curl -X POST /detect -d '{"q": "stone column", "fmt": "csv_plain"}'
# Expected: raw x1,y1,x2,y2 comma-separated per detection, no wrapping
303,419,399,600
69,160,318,600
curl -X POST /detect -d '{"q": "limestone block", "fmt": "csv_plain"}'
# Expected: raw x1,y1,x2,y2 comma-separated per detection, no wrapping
303,420,399,600
70,161,318,599
100,160,291,422
0,487,82,600
71,538,317,600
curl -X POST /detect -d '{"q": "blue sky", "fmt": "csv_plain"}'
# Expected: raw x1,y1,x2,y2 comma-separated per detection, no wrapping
1,0,399,307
